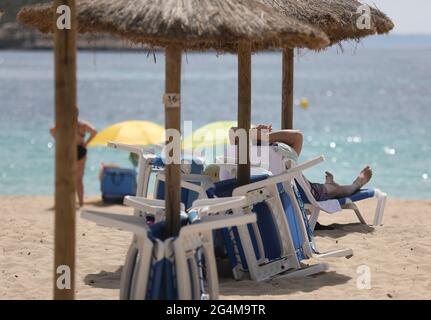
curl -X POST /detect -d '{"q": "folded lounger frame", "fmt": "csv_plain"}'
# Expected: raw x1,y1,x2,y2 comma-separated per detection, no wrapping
156,163,352,282
82,197,256,300
229,159,353,275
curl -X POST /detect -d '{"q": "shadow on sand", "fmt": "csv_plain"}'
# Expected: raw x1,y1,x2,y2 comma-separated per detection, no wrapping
219,271,351,297
315,223,375,239
84,267,123,289
83,267,351,298
84,199,125,208
45,199,123,211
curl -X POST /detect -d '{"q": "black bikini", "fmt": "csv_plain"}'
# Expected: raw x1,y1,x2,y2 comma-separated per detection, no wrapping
77,144,87,161
77,123,87,161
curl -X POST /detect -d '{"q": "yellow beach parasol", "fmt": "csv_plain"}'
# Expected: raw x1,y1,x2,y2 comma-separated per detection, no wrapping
89,121,164,147
183,121,239,150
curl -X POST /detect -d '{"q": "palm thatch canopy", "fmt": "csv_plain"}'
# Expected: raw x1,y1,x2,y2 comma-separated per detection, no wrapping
262,0,394,44
18,0,330,52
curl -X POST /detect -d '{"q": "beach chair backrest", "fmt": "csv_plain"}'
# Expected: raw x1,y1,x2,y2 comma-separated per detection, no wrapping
127,221,212,300
154,173,210,210
206,174,310,279
155,180,200,209
143,239,166,300
206,175,276,263
279,182,316,258
174,227,217,300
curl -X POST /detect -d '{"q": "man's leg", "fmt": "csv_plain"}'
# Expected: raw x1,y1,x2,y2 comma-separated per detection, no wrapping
324,166,373,199
324,183,361,199
76,158,86,207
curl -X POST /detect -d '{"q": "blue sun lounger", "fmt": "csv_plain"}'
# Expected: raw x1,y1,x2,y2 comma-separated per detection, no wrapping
295,178,387,230
82,197,255,300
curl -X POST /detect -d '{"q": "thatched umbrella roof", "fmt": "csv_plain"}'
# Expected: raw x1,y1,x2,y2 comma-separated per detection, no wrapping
18,0,331,52
262,0,394,45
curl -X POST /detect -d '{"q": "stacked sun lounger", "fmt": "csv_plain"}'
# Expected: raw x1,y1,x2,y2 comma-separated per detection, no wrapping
153,159,353,281
83,197,255,300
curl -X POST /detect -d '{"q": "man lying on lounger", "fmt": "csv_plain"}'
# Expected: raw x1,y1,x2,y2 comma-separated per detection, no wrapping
249,124,373,203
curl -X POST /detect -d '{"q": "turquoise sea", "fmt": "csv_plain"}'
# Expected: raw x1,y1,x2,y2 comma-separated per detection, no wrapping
0,35,430,199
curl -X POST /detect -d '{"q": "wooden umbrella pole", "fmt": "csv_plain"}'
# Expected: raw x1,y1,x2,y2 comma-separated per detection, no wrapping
237,41,252,186
282,47,294,130
53,0,77,300
165,45,182,238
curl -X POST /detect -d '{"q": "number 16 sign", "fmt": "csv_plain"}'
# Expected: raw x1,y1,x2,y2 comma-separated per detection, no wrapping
163,94,181,108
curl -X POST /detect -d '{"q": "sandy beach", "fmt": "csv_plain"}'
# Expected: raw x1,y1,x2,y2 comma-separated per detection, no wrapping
1,195,430,300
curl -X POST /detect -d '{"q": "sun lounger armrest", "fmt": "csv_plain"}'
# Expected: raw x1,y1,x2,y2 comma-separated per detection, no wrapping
189,196,247,215
107,142,155,156
287,155,325,174
180,174,213,184
181,174,215,190
216,156,267,168
157,173,210,199
233,171,301,196
81,210,149,235
215,156,237,165
180,214,256,237
124,196,186,214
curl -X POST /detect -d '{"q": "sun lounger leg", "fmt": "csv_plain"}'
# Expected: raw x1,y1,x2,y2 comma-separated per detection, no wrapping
373,190,387,226
354,207,367,224
130,237,153,300
309,207,320,231
120,243,139,300
188,253,201,299
202,242,219,300
174,239,194,300
341,203,367,224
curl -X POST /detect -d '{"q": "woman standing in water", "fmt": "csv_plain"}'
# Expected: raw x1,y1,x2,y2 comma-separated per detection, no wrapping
50,108,97,207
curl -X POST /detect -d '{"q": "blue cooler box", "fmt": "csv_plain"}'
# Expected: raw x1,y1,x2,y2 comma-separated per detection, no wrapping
100,167,137,203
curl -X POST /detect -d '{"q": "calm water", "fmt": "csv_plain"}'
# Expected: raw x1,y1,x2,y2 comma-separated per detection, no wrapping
0,38,430,199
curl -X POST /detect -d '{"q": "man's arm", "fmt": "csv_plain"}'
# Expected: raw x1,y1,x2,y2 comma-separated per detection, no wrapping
268,130,303,156
82,122,97,147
